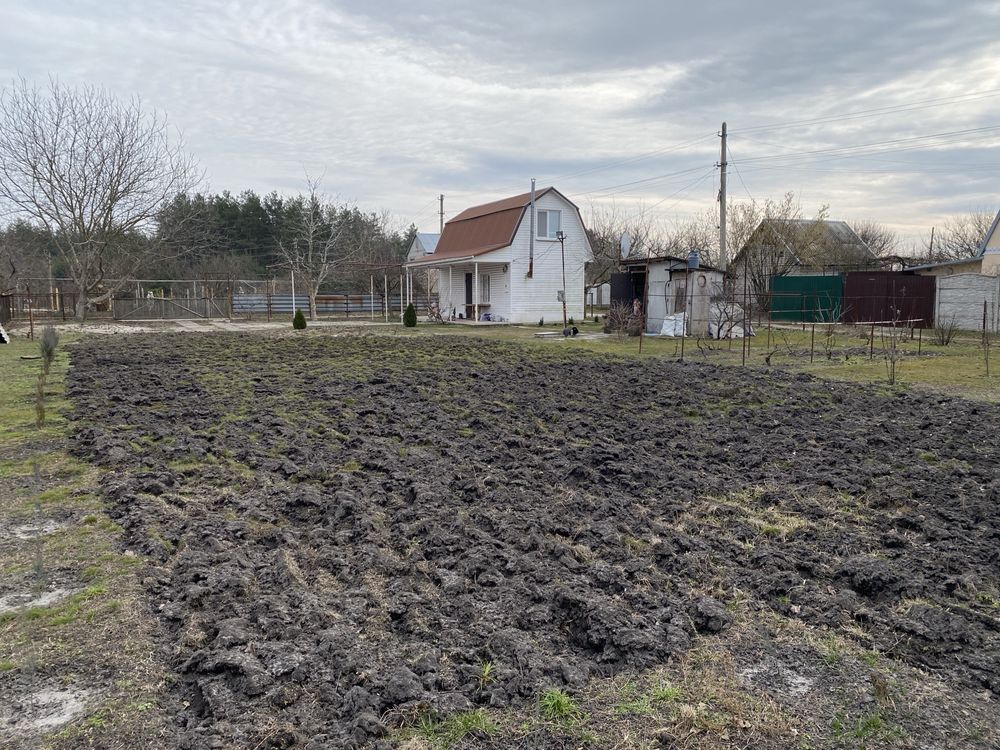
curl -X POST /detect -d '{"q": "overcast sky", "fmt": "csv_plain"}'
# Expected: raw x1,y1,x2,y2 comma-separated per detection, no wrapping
3,0,999,248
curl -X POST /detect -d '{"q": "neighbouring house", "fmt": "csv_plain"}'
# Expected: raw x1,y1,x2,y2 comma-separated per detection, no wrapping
908,208,1000,277
732,219,876,305
406,232,441,298
611,255,727,336
403,187,592,323
406,232,440,262
585,282,611,309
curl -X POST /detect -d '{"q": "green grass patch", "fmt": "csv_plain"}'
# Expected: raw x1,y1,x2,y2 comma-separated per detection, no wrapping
539,688,584,723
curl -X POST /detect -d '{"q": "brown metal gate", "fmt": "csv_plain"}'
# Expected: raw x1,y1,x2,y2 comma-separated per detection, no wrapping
842,272,936,327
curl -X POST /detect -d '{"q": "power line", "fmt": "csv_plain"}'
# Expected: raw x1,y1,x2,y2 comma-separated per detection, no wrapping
729,88,1000,135
570,165,711,200
727,145,755,204
731,125,1000,165
541,132,717,183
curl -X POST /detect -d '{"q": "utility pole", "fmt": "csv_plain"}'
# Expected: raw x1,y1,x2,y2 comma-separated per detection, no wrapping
557,230,568,328
719,121,728,274
439,194,445,234
929,226,935,261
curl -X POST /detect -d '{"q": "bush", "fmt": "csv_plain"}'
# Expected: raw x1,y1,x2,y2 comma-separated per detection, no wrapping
538,317,544,326
568,317,575,326
403,303,417,327
292,309,306,330
36,326,59,427
933,316,959,346
40,326,59,375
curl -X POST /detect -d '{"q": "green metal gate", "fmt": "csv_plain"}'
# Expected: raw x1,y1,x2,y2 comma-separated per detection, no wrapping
770,275,843,322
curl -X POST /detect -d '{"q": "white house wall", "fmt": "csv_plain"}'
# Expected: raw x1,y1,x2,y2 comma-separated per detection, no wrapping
508,191,590,324
436,261,511,321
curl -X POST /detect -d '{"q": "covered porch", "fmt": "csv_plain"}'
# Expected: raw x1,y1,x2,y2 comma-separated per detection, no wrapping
405,256,511,323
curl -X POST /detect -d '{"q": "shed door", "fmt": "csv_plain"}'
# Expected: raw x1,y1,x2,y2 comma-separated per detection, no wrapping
464,273,473,305
609,273,631,307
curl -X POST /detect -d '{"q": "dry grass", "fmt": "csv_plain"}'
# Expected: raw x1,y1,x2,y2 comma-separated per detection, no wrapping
0,335,170,749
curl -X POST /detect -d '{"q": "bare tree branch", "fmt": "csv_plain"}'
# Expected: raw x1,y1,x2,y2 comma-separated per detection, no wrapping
0,77,201,318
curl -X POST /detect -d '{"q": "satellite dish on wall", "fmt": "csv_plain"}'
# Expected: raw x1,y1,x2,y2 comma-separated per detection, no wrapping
620,232,631,259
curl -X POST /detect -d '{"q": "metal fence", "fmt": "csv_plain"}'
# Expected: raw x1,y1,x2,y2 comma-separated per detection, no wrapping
842,272,936,328
112,297,231,321
0,291,80,323
107,292,441,321
232,293,438,318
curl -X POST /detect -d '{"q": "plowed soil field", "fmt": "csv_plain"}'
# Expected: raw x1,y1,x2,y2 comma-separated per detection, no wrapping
63,333,1000,749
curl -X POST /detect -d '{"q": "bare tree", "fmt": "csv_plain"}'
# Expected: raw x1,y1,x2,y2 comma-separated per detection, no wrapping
0,232,16,294
850,219,899,258
662,209,720,266
276,178,363,320
923,210,994,260
584,202,672,286
0,78,200,319
734,192,829,310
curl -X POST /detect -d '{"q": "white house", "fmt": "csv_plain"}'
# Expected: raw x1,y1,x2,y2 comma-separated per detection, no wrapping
406,232,440,262
406,232,440,298
404,187,592,324
909,207,1000,277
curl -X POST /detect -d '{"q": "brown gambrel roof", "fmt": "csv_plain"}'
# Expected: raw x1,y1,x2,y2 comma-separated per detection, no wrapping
407,187,555,264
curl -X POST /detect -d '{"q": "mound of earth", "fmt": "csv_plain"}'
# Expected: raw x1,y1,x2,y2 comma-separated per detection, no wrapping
66,334,1000,748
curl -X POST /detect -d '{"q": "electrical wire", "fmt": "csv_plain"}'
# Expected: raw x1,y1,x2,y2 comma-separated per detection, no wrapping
727,145,756,204
729,88,1000,135
540,132,717,183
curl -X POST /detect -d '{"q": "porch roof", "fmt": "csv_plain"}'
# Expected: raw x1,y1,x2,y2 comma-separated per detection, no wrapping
404,254,508,269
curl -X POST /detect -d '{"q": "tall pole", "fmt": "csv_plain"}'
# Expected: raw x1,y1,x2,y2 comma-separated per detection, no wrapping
558,231,568,328
290,269,296,317
528,179,535,278
719,121,728,274
439,194,444,234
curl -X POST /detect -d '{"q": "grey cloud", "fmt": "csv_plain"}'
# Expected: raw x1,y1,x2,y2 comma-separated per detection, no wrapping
0,0,998,241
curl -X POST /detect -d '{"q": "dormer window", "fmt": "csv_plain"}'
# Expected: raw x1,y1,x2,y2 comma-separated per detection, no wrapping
537,209,561,239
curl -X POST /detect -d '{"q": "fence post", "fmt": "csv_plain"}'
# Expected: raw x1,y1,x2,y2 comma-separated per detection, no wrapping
870,322,875,360
27,294,34,340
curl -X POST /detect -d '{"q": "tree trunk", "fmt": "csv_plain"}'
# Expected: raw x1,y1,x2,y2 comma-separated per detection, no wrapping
309,291,318,321
75,293,88,321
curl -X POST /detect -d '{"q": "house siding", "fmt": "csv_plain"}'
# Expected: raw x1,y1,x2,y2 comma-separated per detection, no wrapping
436,259,511,321
508,191,589,324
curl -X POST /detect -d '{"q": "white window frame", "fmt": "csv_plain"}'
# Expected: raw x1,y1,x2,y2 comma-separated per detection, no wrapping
479,273,491,303
536,209,561,239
